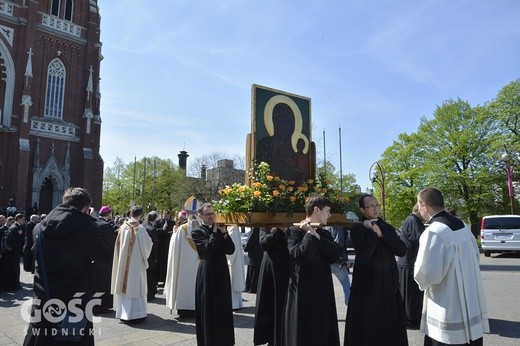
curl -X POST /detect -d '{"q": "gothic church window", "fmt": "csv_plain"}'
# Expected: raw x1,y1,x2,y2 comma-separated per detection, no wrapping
44,58,66,119
50,0,60,17
50,0,74,21
64,0,74,21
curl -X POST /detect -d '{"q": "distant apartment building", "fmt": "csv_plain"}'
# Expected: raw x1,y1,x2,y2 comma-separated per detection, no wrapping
206,159,246,190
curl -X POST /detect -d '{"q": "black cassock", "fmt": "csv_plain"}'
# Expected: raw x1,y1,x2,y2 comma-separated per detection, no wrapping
155,218,174,284
143,221,159,300
253,227,290,346
2,223,24,291
397,212,425,327
192,224,235,346
244,227,263,293
23,221,37,273
283,226,342,346
91,217,117,309
345,218,409,346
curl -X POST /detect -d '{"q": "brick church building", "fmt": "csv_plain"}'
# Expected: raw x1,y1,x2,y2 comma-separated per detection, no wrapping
0,0,104,214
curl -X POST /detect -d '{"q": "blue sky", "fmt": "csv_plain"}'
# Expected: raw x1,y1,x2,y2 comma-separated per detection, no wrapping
98,0,520,190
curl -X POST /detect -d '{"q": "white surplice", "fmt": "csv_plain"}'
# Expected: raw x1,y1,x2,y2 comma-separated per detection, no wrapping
111,218,153,320
226,225,245,309
164,218,200,311
414,221,489,344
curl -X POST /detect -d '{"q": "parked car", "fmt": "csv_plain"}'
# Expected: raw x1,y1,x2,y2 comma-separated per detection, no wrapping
480,215,520,257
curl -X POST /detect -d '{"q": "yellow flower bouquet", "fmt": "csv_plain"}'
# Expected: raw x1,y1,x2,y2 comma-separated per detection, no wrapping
213,161,350,214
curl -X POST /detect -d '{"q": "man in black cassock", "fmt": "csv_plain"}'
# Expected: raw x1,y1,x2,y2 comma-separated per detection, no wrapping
91,205,117,313
345,194,408,346
397,203,425,329
283,196,342,346
192,203,235,346
2,213,25,291
23,214,39,273
253,227,290,346
143,211,159,301
155,209,174,285
244,226,263,293
0,215,10,290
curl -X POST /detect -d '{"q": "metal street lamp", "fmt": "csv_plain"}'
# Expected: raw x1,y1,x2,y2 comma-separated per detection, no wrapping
501,153,515,215
369,161,386,220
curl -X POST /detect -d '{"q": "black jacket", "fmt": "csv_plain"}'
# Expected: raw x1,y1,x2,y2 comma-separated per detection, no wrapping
24,204,113,346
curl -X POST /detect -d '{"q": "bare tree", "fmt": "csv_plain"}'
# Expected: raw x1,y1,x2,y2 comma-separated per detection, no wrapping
187,152,245,177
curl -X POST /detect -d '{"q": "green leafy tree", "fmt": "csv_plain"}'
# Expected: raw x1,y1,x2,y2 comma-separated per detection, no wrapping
147,157,193,212
102,157,192,215
316,162,361,217
488,78,520,148
412,99,496,234
380,132,426,227
487,78,520,213
102,157,134,215
358,80,519,229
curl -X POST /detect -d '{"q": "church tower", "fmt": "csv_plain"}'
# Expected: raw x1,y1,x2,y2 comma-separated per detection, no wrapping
0,0,104,213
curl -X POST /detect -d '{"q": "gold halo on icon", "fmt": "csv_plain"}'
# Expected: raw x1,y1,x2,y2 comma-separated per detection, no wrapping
263,95,309,154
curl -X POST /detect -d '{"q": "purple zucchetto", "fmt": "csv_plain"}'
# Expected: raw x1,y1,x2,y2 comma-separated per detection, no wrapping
99,205,112,216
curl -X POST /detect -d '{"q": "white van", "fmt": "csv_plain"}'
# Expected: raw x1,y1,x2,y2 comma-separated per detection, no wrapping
480,215,520,257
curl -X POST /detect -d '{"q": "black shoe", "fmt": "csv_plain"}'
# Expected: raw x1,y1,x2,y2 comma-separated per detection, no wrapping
93,306,112,316
177,309,195,318
120,317,146,325
406,321,420,330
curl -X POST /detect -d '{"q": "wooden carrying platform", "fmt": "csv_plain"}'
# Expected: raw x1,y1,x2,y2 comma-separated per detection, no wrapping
215,212,360,228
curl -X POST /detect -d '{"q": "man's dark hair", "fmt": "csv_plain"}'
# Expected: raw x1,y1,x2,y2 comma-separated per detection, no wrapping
147,211,158,222
198,202,212,214
62,187,91,210
15,212,25,222
418,187,444,209
358,193,374,209
304,195,332,216
129,206,143,218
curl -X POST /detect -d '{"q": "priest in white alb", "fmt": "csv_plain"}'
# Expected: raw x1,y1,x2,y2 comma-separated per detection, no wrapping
111,206,153,323
164,212,200,317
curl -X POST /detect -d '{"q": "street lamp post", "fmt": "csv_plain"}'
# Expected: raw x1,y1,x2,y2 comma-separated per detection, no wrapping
501,153,515,215
369,161,386,220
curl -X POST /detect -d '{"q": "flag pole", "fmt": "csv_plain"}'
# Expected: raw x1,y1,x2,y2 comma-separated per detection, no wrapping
142,158,147,208
323,128,327,178
132,156,136,207
152,158,157,210
339,125,343,194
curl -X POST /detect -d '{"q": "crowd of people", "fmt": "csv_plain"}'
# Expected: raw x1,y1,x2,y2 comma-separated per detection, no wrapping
0,186,490,346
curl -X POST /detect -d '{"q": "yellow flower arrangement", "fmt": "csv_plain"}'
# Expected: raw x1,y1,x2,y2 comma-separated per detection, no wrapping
213,161,350,214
